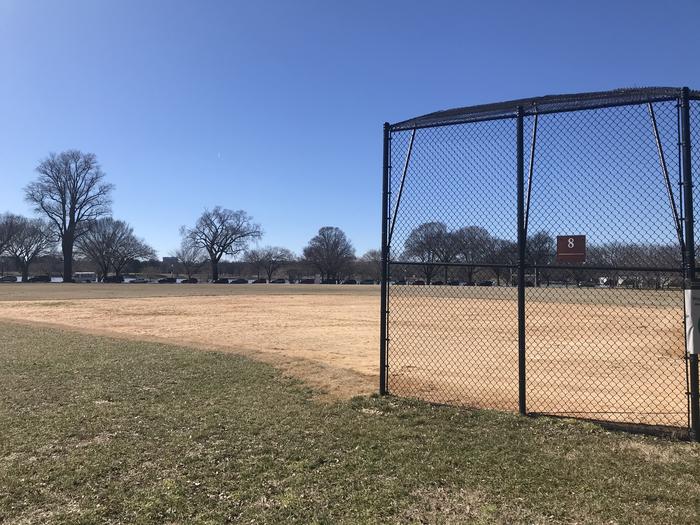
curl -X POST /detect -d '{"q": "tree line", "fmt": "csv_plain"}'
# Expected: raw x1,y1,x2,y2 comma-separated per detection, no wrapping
0,150,378,282
398,221,683,288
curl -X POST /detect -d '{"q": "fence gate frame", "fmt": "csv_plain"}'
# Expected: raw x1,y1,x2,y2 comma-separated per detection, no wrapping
380,87,700,441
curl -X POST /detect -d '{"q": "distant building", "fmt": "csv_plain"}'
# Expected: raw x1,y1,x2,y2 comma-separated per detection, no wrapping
162,257,178,266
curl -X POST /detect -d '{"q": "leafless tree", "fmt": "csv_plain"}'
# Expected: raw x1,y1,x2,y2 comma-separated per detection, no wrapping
452,225,492,284
0,213,21,256
245,246,295,281
357,249,382,282
110,227,156,278
76,217,118,280
174,238,207,279
303,227,355,282
76,218,155,279
25,150,113,282
588,241,626,287
183,207,262,281
492,238,517,286
6,217,55,282
526,231,554,286
403,222,454,284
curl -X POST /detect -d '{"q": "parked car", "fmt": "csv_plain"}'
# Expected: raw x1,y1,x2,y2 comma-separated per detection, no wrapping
0,275,17,283
342,279,357,285
229,278,249,284
102,275,124,283
270,278,286,284
432,280,444,286
27,275,51,283
393,279,407,285
578,281,596,288
476,280,494,287
129,277,149,284
213,278,229,284
299,278,316,284
158,277,177,284
412,280,425,286
447,280,461,286
180,278,198,284
359,279,376,285
74,272,97,283
251,278,267,284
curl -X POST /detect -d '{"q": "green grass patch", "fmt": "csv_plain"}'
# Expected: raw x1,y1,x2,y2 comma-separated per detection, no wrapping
0,322,698,524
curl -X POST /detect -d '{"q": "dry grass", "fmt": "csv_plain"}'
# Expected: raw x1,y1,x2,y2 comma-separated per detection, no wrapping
1,322,698,524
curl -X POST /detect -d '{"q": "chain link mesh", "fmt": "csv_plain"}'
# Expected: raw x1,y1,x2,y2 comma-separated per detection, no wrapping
385,91,697,434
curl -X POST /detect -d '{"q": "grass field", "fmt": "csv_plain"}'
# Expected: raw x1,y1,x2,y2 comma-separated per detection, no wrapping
0,283,688,428
1,321,698,524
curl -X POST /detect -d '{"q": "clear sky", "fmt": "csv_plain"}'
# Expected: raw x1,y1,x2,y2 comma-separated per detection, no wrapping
2,0,700,258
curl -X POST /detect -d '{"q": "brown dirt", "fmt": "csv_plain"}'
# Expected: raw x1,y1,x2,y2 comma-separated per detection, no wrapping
0,283,688,427
0,284,380,399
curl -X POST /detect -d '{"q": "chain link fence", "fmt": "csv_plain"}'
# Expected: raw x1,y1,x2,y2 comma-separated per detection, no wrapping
380,88,700,439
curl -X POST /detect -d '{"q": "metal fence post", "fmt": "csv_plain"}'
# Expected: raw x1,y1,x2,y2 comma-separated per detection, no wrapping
516,107,527,416
681,87,700,441
380,122,390,395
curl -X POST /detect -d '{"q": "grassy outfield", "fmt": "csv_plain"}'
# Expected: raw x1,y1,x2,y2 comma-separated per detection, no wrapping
0,323,698,524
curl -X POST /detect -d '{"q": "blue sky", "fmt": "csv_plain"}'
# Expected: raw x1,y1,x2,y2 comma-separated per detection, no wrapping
2,0,700,258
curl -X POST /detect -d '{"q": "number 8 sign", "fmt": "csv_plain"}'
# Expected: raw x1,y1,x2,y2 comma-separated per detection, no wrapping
556,235,586,263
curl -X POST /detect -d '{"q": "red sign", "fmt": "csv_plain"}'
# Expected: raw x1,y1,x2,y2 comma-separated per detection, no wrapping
556,235,586,263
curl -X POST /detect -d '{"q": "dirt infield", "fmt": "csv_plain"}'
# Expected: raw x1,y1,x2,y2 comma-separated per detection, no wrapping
0,284,380,398
388,286,686,427
0,283,688,427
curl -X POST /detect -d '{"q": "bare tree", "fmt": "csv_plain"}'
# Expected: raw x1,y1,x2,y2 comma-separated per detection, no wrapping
0,213,21,256
245,246,295,281
526,231,554,286
25,150,113,282
110,226,156,278
303,227,355,282
492,238,517,286
183,207,262,281
76,217,118,280
174,238,206,279
6,217,55,282
403,222,453,284
452,226,492,284
358,249,382,282
75,218,155,280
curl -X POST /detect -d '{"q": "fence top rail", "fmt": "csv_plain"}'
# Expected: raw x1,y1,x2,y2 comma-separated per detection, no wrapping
389,86,700,131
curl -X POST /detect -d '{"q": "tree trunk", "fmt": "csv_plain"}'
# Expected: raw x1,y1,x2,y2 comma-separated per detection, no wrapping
20,262,29,282
210,258,219,281
99,263,109,282
62,236,74,283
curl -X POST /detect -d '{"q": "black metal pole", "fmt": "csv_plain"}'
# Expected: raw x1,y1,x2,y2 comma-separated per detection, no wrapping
680,87,700,442
389,128,416,244
517,107,527,416
648,103,684,249
524,112,538,237
380,122,391,395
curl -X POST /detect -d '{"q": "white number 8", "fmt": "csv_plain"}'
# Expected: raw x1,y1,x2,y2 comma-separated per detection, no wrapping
568,238,575,249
